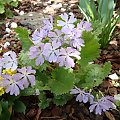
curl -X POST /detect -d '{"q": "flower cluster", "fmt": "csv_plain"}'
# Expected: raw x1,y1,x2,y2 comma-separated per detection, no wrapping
0,51,18,71
0,51,36,96
70,86,94,104
29,13,93,68
70,87,116,115
89,96,116,115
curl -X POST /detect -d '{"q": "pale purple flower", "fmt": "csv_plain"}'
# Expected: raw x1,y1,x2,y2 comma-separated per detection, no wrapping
1,74,24,96
16,66,36,88
70,38,84,50
43,16,53,31
48,29,64,43
77,21,93,31
70,87,94,104
42,41,61,62
57,13,77,33
29,46,40,59
29,43,45,66
67,29,84,50
2,51,18,70
32,28,47,44
57,47,80,68
89,96,116,115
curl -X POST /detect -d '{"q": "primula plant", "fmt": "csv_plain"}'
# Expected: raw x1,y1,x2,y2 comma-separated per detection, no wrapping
0,12,118,119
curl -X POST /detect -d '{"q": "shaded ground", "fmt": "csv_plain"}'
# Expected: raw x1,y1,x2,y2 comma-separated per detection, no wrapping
0,0,120,120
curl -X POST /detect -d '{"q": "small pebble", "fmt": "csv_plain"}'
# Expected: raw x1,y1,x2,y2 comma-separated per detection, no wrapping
19,11,24,15
5,28,11,33
11,22,18,28
4,42,10,48
61,8,66,12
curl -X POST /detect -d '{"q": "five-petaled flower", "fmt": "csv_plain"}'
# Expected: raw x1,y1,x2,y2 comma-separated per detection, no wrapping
2,51,18,70
29,43,45,66
43,41,61,62
70,87,94,104
43,15,53,32
89,96,116,115
32,28,47,44
57,13,77,33
1,74,24,96
16,66,36,88
57,47,80,68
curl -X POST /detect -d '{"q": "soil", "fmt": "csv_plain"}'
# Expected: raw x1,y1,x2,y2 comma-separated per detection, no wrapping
0,0,120,120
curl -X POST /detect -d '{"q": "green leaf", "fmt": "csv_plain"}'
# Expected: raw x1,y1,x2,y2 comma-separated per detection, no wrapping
78,31,100,67
1,101,8,110
10,1,18,7
13,101,26,114
5,9,14,18
20,87,36,96
15,27,33,52
0,101,10,120
18,51,36,68
0,110,10,120
102,62,111,77
92,20,104,36
98,0,115,24
0,103,2,116
53,94,71,106
80,62,111,89
38,92,50,109
49,67,75,95
0,4,5,14
35,80,50,91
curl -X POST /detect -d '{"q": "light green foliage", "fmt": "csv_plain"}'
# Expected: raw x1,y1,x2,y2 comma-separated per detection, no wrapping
20,88,37,96
48,68,75,95
0,0,19,18
79,0,119,48
78,31,100,67
0,101,11,120
19,51,36,67
38,92,51,109
13,101,26,114
35,71,50,90
53,94,71,106
77,62,111,89
15,28,33,52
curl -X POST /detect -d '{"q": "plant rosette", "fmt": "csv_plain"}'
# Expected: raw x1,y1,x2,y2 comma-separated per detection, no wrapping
0,13,117,118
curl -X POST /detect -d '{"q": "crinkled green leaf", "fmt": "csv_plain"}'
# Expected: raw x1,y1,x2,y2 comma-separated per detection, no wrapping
35,80,50,91
101,62,112,77
18,51,36,68
15,27,33,52
38,92,50,109
20,87,36,96
53,94,71,106
0,103,2,116
49,68,75,95
13,101,26,114
78,31,100,67
80,62,111,89
10,1,18,7
0,4,5,14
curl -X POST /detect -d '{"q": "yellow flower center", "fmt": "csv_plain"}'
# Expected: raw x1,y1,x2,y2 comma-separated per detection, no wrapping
0,87,5,96
2,69,17,76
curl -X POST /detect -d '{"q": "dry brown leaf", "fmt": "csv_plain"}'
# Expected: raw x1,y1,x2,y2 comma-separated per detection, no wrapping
105,111,115,120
